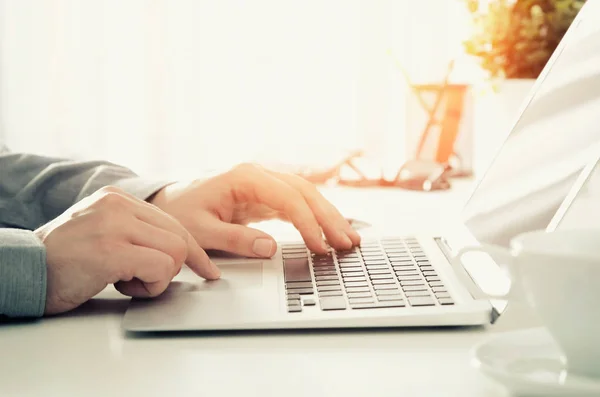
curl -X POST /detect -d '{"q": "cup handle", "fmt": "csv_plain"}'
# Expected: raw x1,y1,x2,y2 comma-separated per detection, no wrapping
456,245,514,300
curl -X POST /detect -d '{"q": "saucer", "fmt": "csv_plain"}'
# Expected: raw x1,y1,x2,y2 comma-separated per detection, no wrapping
472,328,600,396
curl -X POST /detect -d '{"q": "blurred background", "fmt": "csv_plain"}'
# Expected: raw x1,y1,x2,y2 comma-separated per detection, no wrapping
0,0,585,182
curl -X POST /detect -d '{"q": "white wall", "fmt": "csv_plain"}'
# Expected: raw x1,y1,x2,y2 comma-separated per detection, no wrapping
0,0,469,179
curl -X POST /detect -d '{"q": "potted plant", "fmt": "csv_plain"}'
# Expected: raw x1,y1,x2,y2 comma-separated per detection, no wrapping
463,0,586,79
461,0,586,173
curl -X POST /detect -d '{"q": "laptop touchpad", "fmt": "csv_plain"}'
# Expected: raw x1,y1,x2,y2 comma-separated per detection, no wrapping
167,261,264,294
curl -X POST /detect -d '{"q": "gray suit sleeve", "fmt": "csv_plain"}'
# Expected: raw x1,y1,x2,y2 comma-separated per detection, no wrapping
0,145,171,317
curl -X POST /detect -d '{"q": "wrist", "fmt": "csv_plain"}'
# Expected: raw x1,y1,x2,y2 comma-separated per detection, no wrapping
147,186,168,209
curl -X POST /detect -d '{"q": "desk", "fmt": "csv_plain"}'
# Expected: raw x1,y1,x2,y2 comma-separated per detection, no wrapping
0,183,540,397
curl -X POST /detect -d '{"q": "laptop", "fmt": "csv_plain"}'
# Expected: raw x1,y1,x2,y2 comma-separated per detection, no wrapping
123,1,600,332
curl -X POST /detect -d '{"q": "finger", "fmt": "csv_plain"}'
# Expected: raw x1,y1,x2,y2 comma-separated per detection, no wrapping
128,219,186,277
113,245,174,297
130,219,220,280
194,216,277,258
234,166,328,254
184,231,221,280
268,170,360,248
108,189,220,279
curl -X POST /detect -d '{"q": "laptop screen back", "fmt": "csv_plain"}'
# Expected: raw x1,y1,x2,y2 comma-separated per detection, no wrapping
461,3,600,248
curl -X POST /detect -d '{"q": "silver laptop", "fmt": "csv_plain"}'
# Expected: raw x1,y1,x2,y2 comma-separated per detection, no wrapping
123,1,600,332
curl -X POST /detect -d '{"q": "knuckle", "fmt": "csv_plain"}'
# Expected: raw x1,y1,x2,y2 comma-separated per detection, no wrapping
169,237,188,266
96,191,128,208
224,228,245,251
97,185,124,195
234,162,259,176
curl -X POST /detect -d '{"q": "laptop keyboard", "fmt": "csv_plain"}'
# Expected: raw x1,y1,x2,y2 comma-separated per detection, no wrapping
282,237,454,313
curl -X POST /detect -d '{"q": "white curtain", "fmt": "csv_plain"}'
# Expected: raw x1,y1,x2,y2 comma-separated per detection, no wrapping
0,0,470,180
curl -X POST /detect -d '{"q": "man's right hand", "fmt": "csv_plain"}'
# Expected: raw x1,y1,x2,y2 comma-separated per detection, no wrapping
34,186,220,315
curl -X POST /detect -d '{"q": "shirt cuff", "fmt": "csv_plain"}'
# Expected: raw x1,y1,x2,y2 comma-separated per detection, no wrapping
0,229,47,317
112,177,173,202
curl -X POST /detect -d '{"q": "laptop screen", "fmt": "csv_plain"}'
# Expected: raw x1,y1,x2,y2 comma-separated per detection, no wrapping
462,5,600,248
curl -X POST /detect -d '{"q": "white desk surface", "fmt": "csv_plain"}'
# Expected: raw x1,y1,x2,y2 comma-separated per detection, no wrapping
0,181,542,397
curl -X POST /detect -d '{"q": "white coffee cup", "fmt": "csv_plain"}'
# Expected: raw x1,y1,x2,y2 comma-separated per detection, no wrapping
457,229,600,378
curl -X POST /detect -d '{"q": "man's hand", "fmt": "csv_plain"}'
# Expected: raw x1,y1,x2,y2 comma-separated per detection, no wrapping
34,186,220,315
149,163,361,258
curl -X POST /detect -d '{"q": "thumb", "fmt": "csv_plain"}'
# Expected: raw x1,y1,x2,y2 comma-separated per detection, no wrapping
206,221,277,258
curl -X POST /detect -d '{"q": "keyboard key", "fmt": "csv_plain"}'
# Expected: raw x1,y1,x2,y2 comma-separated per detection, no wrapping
342,271,366,277
316,280,341,287
347,292,373,299
287,298,301,305
367,269,392,275
431,286,447,293
408,296,436,306
376,289,402,296
364,260,388,266
395,271,419,277
376,301,406,308
365,265,389,271
287,305,302,313
372,279,396,285
287,288,314,295
382,244,405,250
435,292,451,299
438,297,454,305
315,275,339,281
282,249,306,255
338,257,361,263
313,270,338,276
370,274,393,280
348,297,375,304
402,285,429,292
373,284,400,291
377,295,404,302
283,253,308,259
400,280,426,286
313,262,335,268
418,265,434,272
320,297,347,310
319,290,343,297
286,293,300,300
317,285,343,292
343,276,367,282
313,257,333,263
350,303,378,309
340,267,364,273
345,286,371,293
387,253,411,258
390,259,414,265
396,275,422,281
283,258,311,282
286,281,313,289
404,290,431,298
338,256,360,262
302,297,316,306
345,281,369,288
361,256,386,261
339,263,363,269
422,270,437,277
429,281,444,287
360,247,382,252
426,276,441,282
